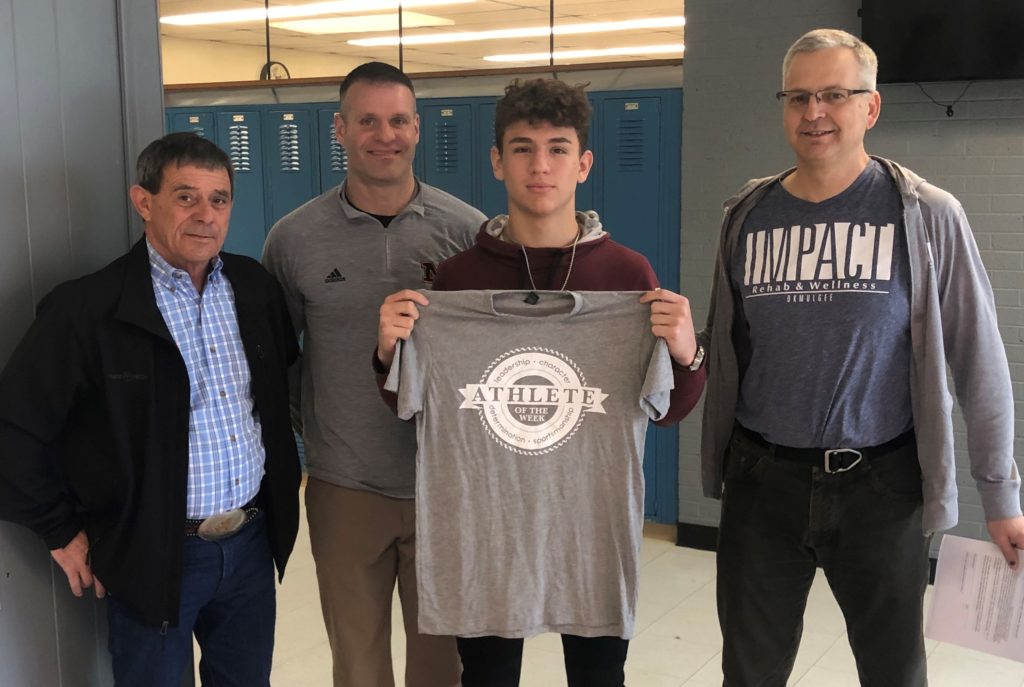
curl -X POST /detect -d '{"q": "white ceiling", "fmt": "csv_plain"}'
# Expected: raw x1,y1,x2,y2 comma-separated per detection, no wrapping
159,0,685,75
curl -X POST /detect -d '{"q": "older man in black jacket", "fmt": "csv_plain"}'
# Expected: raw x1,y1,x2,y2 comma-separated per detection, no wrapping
0,132,300,687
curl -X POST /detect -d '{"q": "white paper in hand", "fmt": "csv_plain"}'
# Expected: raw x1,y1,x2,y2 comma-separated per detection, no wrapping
925,534,1024,662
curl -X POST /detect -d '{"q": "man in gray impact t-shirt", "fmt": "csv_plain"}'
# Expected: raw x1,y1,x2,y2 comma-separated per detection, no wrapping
262,62,484,687
699,29,1024,687
386,290,673,640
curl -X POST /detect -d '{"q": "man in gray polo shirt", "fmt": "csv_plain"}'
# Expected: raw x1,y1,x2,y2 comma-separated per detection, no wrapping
263,62,484,687
699,29,1024,686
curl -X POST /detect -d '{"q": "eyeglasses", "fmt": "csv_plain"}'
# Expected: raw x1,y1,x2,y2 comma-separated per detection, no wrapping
775,88,873,108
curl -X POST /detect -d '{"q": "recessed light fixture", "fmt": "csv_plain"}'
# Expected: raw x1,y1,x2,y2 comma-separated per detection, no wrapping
348,16,684,46
272,13,453,35
483,43,685,62
160,0,474,27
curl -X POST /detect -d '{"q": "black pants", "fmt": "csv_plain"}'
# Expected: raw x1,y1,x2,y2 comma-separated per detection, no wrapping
717,427,931,687
457,634,629,687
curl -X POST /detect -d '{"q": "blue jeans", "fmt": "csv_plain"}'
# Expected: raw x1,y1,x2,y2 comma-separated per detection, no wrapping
717,426,930,687
107,513,276,687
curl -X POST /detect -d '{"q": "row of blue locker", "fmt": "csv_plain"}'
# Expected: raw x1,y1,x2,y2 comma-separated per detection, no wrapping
165,88,684,523
165,89,681,290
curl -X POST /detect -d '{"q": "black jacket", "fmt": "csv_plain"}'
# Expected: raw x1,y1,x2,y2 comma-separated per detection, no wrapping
0,239,301,627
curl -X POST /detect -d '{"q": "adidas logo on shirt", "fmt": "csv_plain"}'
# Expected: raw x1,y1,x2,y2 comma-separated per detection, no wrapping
324,268,346,284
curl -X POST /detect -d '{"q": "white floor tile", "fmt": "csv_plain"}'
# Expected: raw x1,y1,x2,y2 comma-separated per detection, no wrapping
789,630,845,682
793,665,862,686
810,633,857,674
627,632,720,680
640,536,679,565
642,580,723,650
622,666,688,687
926,642,1024,687
682,652,722,685
519,645,569,687
269,640,334,686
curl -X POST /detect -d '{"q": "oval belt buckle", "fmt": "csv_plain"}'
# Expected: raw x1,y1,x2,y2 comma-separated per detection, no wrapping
197,509,246,541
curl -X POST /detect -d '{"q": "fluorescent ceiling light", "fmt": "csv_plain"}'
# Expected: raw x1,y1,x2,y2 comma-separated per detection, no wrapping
483,43,685,63
161,0,473,27
272,13,453,35
349,16,684,46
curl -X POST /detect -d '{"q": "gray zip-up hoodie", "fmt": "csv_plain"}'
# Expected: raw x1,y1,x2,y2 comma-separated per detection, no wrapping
698,156,1020,534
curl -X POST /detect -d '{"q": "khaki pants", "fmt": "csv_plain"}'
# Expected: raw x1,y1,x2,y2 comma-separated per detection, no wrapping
305,478,461,687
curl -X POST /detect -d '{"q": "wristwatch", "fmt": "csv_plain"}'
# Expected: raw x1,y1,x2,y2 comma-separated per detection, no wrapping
688,345,706,372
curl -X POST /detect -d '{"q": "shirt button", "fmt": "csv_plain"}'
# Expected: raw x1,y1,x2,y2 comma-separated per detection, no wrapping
220,390,226,398
209,346,217,354
169,286,176,293
173,273,183,279
230,435,237,442
234,478,240,485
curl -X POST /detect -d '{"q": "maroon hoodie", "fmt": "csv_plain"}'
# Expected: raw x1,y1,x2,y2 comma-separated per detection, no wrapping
377,214,706,425
433,220,659,292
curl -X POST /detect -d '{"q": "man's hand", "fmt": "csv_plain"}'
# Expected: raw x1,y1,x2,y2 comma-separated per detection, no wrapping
987,515,1024,568
50,530,105,598
377,289,430,368
639,288,698,366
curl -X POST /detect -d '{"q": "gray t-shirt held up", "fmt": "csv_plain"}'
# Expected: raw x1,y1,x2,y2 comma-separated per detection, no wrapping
386,290,674,639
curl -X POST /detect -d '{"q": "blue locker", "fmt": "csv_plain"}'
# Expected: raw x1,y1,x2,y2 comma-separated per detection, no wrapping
420,103,474,206
317,107,347,192
475,101,505,218
169,111,214,138
599,97,664,265
264,109,318,226
215,111,266,260
599,93,681,523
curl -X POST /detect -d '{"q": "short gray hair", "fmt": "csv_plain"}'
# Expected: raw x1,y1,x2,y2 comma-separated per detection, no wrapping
782,28,878,91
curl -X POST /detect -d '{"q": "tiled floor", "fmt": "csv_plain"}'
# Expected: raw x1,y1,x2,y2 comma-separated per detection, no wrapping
231,493,1024,686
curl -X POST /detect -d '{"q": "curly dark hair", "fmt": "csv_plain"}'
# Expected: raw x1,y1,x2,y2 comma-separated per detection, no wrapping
493,78,591,154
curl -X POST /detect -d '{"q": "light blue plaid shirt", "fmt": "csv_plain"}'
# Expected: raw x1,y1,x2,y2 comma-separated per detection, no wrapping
147,240,265,519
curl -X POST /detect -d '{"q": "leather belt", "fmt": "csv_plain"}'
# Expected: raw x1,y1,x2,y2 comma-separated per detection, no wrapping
185,499,259,540
736,424,915,474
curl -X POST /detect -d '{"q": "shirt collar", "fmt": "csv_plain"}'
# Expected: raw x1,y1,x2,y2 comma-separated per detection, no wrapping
146,238,223,293
337,179,426,221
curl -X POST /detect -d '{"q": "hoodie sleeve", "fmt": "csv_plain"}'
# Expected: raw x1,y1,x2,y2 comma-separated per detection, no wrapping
925,185,1020,521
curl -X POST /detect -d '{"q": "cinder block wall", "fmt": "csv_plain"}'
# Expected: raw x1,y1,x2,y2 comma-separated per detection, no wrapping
678,0,1024,549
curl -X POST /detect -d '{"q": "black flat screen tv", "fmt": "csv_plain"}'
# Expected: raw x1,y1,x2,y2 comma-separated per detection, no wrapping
861,0,1024,83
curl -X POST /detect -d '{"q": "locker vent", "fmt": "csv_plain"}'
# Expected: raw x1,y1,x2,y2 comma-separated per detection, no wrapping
279,123,301,173
227,125,252,173
327,124,347,173
616,119,645,171
434,122,459,174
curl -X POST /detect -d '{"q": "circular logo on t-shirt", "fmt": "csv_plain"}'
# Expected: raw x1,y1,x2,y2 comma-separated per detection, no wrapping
458,347,608,455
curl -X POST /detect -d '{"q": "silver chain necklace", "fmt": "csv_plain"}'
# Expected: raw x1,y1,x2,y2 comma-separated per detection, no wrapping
520,228,581,304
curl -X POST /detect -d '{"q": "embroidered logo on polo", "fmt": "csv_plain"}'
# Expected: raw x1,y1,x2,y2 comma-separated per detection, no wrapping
324,268,346,284
458,347,607,454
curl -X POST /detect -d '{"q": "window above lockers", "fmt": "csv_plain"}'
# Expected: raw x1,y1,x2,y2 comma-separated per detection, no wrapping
157,0,685,85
